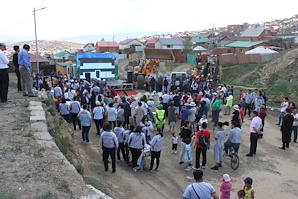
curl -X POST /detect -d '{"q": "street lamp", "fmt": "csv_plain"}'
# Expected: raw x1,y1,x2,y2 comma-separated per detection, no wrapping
33,7,47,76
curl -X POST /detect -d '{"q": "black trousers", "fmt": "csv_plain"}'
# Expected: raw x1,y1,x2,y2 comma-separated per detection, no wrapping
282,142,290,149
163,103,168,117
130,148,142,168
245,103,252,116
150,151,161,170
61,114,70,123
0,69,9,103
172,144,178,150
249,133,259,155
195,147,207,168
94,119,104,134
15,68,21,91
117,143,127,161
103,147,116,171
71,112,81,130
108,121,116,129
124,143,130,163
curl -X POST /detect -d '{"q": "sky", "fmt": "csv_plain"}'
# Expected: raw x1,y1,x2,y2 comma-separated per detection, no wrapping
1,0,298,42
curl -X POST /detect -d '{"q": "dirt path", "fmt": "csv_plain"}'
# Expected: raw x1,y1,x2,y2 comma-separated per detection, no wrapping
69,103,298,199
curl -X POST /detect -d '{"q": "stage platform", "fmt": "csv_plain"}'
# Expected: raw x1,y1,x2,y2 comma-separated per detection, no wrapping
106,80,134,91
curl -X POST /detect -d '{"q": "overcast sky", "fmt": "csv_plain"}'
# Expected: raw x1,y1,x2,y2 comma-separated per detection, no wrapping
1,0,297,41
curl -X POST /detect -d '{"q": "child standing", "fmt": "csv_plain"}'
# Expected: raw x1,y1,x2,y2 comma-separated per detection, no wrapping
220,174,233,199
184,138,192,171
235,190,245,199
171,133,179,154
243,177,254,199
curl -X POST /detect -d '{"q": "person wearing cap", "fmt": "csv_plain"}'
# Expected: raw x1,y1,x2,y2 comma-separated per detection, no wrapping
220,174,232,199
93,101,105,135
12,45,22,92
224,91,233,115
243,177,254,199
0,43,9,103
212,94,222,128
231,105,241,128
183,170,219,199
18,44,35,97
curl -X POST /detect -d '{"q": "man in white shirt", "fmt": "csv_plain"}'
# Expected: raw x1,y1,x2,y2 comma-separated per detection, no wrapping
246,111,262,157
291,109,298,143
276,97,289,126
162,91,170,117
0,43,9,103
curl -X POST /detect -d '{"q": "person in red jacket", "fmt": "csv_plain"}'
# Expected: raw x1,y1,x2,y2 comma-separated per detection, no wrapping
258,105,267,139
193,122,210,170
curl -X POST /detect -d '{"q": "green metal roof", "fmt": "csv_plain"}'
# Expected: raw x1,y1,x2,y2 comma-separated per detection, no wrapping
54,51,69,57
193,37,209,43
225,41,264,48
56,62,74,67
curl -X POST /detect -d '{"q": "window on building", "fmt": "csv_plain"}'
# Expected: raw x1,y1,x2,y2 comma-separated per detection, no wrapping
239,49,244,54
166,45,173,48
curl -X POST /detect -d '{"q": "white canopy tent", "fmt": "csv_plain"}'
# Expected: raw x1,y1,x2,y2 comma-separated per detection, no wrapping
245,46,278,54
193,45,207,52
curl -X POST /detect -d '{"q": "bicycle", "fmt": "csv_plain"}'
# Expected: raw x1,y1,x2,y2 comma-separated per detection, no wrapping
228,147,239,170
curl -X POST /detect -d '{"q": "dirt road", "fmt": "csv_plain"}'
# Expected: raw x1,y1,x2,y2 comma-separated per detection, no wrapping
71,103,298,199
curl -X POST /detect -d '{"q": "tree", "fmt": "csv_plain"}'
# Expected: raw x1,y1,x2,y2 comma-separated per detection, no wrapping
182,36,193,54
101,38,105,41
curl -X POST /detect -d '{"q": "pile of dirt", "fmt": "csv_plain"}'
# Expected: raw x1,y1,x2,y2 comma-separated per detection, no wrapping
261,48,298,85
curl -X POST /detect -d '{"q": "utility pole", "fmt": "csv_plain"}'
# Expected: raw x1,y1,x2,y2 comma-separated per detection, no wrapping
33,7,47,76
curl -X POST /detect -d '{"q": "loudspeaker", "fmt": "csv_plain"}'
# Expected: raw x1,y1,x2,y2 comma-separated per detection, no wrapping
127,70,133,83
85,73,91,83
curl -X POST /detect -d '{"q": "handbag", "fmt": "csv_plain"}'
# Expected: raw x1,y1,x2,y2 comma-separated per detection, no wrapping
191,184,201,199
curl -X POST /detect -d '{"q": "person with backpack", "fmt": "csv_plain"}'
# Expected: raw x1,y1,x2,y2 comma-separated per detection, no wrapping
211,121,229,171
193,122,210,170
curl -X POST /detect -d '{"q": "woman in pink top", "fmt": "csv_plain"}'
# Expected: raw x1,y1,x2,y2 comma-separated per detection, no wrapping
220,174,233,199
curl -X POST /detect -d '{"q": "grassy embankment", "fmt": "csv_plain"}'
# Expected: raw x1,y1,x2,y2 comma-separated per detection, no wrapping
221,62,298,107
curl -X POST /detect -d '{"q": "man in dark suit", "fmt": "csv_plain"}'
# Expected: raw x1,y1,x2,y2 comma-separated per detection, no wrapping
123,98,132,128
90,92,102,110
280,108,294,150
12,45,21,91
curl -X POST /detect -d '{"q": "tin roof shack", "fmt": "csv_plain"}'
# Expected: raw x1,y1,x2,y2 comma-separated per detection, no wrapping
225,41,267,54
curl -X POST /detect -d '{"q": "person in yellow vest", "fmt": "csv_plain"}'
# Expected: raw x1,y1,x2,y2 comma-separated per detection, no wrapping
224,91,233,115
243,177,254,199
156,104,165,132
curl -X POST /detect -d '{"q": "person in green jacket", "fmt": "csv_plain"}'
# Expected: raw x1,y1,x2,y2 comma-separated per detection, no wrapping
156,104,165,132
212,94,222,128
224,91,233,115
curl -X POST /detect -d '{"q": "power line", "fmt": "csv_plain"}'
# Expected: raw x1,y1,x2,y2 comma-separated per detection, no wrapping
39,0,46,8
0,15,33,34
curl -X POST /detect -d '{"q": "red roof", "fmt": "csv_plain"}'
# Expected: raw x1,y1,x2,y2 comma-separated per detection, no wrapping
146,39,157,44
266,27,277,33
96,41,119,47
29,53,49,63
